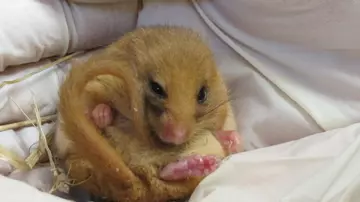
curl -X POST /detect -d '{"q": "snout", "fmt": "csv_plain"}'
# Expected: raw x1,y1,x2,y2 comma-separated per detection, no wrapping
160,122,189,145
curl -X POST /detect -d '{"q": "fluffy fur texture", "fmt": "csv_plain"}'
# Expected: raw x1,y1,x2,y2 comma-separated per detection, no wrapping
54,26,234,202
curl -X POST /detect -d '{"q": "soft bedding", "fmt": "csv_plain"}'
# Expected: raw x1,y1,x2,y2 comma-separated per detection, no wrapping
0,174,69,202
1,0,360,202
0,50,99,195
0,0,138,72
189,122,360,202
1,122,360,202
0,50,98,125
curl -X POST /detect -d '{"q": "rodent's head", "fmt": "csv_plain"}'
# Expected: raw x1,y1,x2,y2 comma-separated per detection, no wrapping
127,26,229,146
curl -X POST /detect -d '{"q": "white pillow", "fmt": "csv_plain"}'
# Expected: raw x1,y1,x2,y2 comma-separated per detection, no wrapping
0,0,69,72
0,0,138,72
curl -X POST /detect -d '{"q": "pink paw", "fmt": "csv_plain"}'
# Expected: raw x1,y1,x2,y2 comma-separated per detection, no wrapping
216,130,242,154
160,155,220,181
91,104,113,129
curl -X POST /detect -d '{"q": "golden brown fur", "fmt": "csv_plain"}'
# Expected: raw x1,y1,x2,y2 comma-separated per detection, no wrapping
54,26,236,201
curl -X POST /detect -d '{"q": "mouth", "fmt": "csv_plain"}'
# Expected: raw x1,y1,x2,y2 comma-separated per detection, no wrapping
149,130,192,154
149,130,179,148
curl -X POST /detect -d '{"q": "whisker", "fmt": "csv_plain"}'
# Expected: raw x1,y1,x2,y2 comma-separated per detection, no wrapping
203,96,234,117
202,84,241,116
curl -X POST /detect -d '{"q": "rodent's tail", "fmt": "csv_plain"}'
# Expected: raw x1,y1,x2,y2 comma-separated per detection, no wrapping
58,57,143,186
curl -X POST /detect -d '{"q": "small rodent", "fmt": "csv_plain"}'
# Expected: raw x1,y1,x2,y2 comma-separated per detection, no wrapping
53,25,241,202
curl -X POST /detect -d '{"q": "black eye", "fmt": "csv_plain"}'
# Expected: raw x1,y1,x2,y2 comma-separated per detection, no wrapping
197,86,208,104
149,80,167,98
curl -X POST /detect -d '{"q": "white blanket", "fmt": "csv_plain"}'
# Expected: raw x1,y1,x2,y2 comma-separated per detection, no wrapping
0,174,69,202
0,50,98,125
0,0,137,72
0,51,98,194
189,123,360,202
1,121,360,202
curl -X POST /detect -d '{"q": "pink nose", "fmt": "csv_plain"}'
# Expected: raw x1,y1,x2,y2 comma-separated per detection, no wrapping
161,122,187,145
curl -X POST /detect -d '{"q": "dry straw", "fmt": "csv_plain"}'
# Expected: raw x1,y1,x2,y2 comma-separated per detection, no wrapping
0,51,83,193
0,52,82,89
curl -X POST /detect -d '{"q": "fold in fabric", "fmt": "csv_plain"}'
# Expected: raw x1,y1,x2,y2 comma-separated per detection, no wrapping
189,123,360,202
0,0,137,72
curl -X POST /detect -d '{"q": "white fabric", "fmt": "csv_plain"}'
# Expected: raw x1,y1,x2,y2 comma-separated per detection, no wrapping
9,167,55,193
137,0,360,150
0,50,98,180
189,123,360,202
2,121,360,202
195,0,360,130
0,123,55,161
0,0,137,72
0,50,98,125
0,61,69,124
0,175,70,202
0,50,103,200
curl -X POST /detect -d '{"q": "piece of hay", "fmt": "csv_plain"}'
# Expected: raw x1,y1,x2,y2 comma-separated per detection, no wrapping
7,96,56,169
0,115,57,132
0,96,65,194
31,95,57,173
0,52,85,194
29,94,68,195
0,145,30,171
25,128,55,169
0,51,83,89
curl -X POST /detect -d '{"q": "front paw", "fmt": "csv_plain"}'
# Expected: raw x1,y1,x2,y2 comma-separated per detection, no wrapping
216,130,243,154
159,155,221,181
